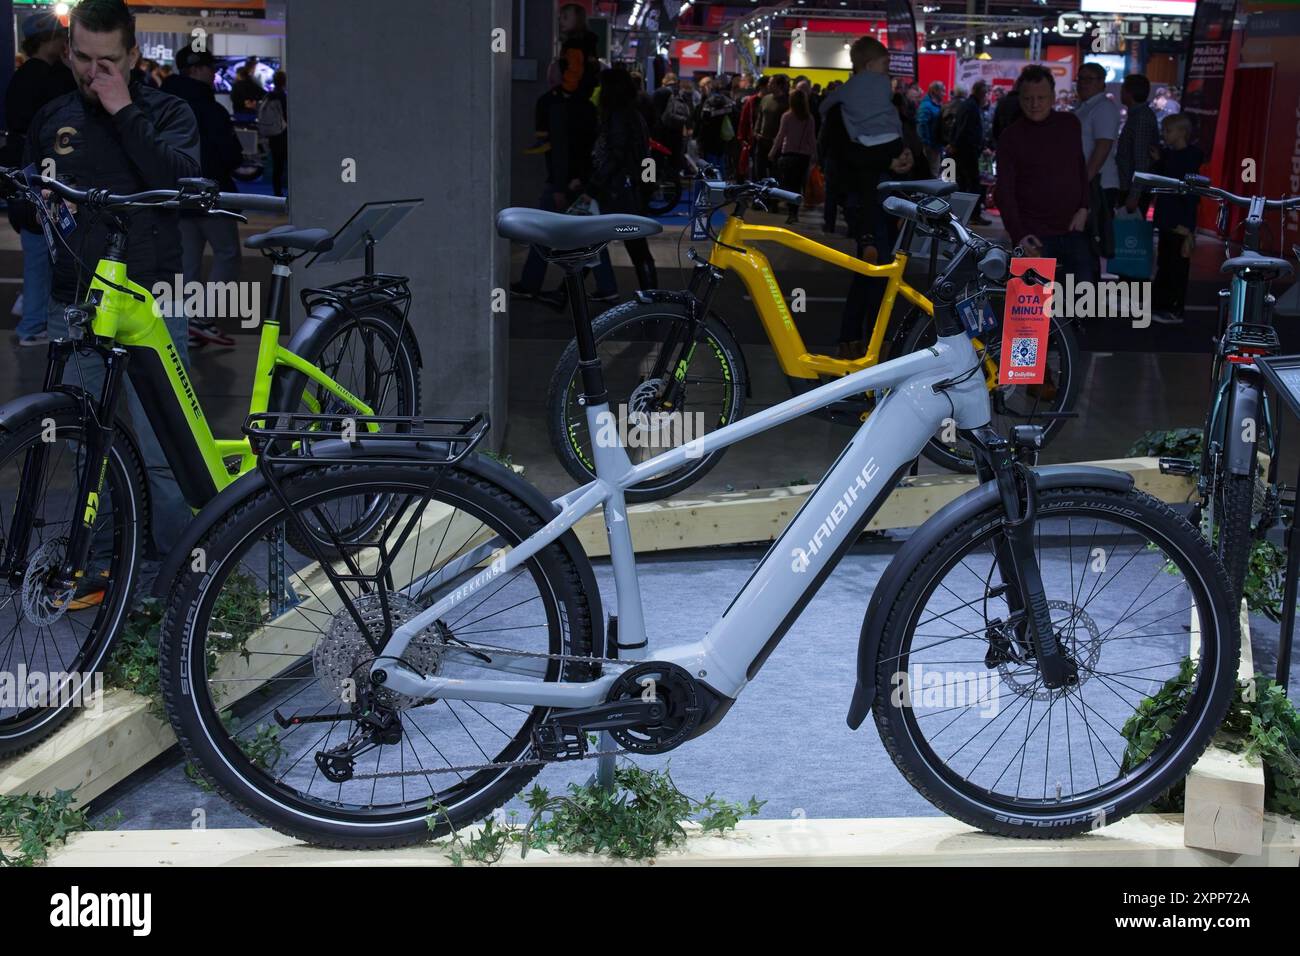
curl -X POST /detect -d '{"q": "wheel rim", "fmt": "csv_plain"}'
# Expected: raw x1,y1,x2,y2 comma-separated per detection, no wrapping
886,501,1223,816
182,474,583,827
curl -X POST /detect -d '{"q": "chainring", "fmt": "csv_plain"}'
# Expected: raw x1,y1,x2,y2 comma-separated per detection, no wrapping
604,661,703,754
313,592,446,710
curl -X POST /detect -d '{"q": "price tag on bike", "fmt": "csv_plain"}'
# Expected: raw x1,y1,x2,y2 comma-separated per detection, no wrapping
955,290,997,340
997,257,1055,387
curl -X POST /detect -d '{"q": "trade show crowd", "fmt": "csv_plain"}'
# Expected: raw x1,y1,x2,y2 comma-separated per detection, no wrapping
515,5,1198,336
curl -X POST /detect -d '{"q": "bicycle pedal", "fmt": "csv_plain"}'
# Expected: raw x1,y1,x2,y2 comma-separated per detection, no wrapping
1158,456,1197,477
531,723,588,761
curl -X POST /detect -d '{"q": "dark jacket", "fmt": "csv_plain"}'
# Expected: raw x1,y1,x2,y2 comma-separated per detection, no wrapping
230,77,264,114
587,107,649,214
161,74,243,191
950,95,984,155
1153,144,1204,231
4,57,77,232
23,81,201,303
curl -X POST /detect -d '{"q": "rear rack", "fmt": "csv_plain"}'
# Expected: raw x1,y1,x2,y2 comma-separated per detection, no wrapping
299,273,412,318
1223,321,1280,356
244,412,489,467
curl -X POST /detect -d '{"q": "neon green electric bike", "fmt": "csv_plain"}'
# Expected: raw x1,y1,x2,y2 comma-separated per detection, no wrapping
0,170,422,756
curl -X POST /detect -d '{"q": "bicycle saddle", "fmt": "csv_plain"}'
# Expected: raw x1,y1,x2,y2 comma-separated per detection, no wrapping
877,179,957,198
245,225,335,253
1221,251,1293,280
495,208,662,251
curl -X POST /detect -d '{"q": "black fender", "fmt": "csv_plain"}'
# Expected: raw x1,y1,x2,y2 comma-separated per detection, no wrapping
1223,369,1263,477
632,288,751,398
845,464,1135,730
0,387,152,532
149,443,604,650
268,297,423,414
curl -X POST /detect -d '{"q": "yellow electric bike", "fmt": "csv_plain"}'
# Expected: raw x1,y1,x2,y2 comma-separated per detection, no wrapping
545,177,1079,500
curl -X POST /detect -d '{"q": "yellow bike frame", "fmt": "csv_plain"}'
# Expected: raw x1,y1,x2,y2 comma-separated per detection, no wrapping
707,215,994,385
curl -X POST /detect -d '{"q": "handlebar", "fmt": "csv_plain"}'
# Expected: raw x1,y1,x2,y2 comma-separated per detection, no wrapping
0,167,288,215
711,178,800,208
1133,171,1300,210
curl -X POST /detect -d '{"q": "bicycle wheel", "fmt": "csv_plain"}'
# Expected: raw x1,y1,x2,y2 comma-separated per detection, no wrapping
901,309,1079,473
872,484,1237,837
645,176,682,215
159,460,597,849
0,407,145,757
546,299,746,502
284,307,422,557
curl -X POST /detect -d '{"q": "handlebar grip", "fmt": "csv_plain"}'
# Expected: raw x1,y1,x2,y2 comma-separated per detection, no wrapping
882,195,920,222
1133,172,1182,190
216,192,287,213
768,187,801,206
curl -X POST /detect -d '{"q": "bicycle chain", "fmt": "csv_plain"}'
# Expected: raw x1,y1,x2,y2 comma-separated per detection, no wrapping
345,643,638,780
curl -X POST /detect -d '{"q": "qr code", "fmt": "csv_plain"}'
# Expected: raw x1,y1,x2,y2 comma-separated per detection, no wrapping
1010,337,1038,368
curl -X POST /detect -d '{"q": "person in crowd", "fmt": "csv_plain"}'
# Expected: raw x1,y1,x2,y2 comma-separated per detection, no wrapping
1152,85,1181,124
1150,113,1202,325
1074,61,1120,268
19,0,200,563
769,87,816,223
695,80,735,177
578,67,658,294
162,43,244,349
949,80,989,225
753,73,790,182
1116,73,1158,214
260,70,288,196
818,37,903,251
230,62,263,114
652,72,690,172
995,64,1093,284
511,59,598,310
936,85,965,160
557,2,600,97
4,13,76,348
134,57,160,87
736,74,769,180
916,80,944,172
991,81,1020,145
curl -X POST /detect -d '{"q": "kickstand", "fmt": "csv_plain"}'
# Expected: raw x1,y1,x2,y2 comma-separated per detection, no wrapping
584,732,617,791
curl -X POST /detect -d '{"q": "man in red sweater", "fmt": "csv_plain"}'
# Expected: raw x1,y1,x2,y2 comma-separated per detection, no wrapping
995,65,1096,285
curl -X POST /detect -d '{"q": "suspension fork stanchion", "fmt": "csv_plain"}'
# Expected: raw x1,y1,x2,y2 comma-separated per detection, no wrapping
54,346,131,590
2,342,75,576
965,424,1077,690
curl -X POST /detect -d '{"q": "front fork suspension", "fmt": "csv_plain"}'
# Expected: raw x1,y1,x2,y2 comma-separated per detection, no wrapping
965,424,1078,690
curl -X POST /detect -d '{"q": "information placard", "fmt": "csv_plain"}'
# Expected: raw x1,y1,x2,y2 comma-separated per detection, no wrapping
998,258,1056,386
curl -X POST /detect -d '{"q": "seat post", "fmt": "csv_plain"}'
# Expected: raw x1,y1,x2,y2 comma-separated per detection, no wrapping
561,264,608,406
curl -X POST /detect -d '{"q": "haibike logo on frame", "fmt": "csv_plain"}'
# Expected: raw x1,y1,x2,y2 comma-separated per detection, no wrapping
790,457,880,572
49,886,151,936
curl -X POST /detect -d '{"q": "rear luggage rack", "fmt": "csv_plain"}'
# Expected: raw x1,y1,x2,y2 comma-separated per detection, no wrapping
1223,321,1280,356
245,412,489,467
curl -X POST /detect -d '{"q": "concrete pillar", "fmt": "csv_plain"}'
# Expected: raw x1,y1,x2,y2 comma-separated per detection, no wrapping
285,0,511,443
509,0,556,207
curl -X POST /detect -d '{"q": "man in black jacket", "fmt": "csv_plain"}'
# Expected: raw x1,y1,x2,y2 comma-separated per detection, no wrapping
162,43,244,347
949,80,990,225
22,0,200,561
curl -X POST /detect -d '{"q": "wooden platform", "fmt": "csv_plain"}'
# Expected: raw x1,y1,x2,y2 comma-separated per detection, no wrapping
38,814,1300,867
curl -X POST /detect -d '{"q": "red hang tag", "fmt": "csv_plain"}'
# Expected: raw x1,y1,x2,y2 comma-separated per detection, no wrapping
998,257,1056,386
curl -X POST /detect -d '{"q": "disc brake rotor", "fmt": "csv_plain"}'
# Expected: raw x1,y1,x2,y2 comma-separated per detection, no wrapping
314,592,446,710
20,537,76,626
998,599,1101,701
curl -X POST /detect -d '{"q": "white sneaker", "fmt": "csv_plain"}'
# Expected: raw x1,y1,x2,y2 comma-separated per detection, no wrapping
16,332,49,347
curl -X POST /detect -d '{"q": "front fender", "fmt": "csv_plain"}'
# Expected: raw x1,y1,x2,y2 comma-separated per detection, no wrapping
150,444,603,648
845,464,1135,730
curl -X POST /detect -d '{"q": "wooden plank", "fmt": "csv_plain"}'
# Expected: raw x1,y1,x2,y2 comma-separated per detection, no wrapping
41,813,1300,868
573,457,1192,557
1185,601,1266,855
